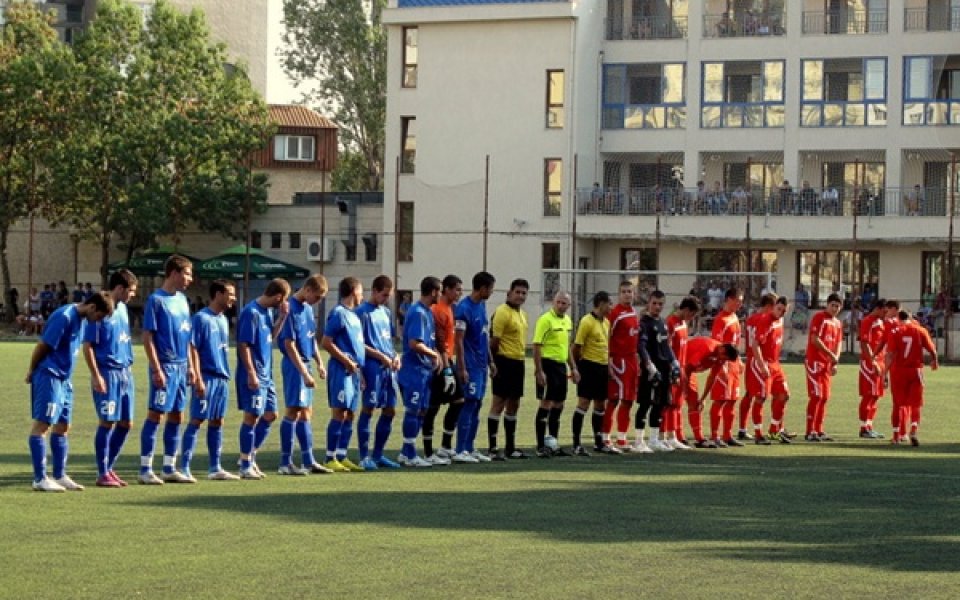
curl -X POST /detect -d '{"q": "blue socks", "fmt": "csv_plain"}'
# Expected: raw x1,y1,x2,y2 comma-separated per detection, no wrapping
207,425,223,473
253,418,272,452
457,400,481,453
140,418,159,473
180,423,200,474
28,435,46,482
373,413,394,460
295,419,315,466
401,412,420,459
162,422,180,474
280,418,296,466
337,420,353,460
357,411,372,459
107,425,129,472
326,419,343,461
468,401,483,453
95,426,112,477
239,422,255,469
50,433,67,479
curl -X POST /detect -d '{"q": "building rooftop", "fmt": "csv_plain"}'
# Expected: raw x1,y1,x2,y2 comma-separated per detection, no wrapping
268,104,337,129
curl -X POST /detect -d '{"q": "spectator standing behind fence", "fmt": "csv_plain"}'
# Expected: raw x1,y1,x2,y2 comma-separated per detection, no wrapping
905,184,923,216
822,185,839,215
709,181,728,214
800,181,817,215
72,283,84,304
778,180,793,214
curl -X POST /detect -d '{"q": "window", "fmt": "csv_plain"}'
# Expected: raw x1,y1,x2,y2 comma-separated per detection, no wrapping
802,58,887,127
620,247,658,292
251,231,262,249
602,63,686,129
400,117,416,174
544,159,563,216
701,60,785,128
903,56,960,126
546,70,565,128
542,243,561,296
362,233,377,262
289,232,301,249
273,135,315,161
397,202,414,262
697,249,778,303
402,27,418,88
922,252,960,311
270,232,282,249
798,250,879,308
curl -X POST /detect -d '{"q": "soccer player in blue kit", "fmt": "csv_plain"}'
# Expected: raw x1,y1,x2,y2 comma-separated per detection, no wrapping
397,276,443,467
81,269,137,488
27,292,113,491
453,271,496,464
139,255,196,485
277,275,332,475
355,275,403,471
178,279,241,481
321,277,366,472
236,278,291,480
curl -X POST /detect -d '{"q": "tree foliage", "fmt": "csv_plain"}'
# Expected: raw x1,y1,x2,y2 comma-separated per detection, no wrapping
282,0,385,191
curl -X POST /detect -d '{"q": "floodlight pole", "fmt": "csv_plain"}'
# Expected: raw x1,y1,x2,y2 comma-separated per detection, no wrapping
946,152,957,361
483,155,490,271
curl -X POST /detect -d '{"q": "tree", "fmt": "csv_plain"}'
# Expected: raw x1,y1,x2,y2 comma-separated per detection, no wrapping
0,1,74,319
282,0,386,191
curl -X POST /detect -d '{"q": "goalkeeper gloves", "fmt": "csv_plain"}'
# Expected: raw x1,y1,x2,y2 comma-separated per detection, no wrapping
442,367,456,394
645,362,662,385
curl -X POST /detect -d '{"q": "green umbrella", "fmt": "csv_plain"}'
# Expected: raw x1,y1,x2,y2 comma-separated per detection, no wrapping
108,246,199,278
195,246,309,281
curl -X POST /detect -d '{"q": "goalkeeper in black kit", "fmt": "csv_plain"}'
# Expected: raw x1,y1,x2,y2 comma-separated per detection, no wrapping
632,290,680,453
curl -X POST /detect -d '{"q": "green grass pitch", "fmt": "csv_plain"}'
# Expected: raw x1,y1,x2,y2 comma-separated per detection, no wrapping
0,341,958,599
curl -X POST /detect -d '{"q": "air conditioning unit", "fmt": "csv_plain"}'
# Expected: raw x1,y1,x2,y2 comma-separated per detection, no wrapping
306,237,335,262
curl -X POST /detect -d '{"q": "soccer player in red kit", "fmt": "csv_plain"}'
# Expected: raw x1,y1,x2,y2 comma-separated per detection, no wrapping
885,311,938,445
741,293,777,443
804,293,843,441
857,299,887,439
664,296,701,449
709,288,744,447
764,297,794,442
684,337,739,447
604,281,639,453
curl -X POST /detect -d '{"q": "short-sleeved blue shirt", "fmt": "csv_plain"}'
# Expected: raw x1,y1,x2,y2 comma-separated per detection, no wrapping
83,302,132,370
143,289,191,365
278,296,317,362
39,304,85,379
323,304,365,368
454,295,489,371
236,300,275,382
399,301,435,386
192,307,231,379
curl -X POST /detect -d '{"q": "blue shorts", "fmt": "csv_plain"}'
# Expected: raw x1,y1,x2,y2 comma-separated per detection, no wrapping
282,358,314,409
31,371,73,425
236,377,278,417
92,368,135,423
327,367,361,412
148,363,188,414
463,367,488,401
400,371,432,412
191,376,229,421
362,365,399,410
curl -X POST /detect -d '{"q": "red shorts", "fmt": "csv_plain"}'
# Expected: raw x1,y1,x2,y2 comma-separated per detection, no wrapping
858,357,884,397
608,354,638,402
746,360,789,398
710,360,740,402
890,366,924,408
671,372,698,407
805,361,833,400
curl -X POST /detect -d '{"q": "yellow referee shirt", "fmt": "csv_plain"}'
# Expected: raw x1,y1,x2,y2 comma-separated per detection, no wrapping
491,303,528,360
574,312,610,364
533,309,572,363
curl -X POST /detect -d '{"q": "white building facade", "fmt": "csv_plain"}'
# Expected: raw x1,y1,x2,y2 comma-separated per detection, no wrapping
383,0,960,319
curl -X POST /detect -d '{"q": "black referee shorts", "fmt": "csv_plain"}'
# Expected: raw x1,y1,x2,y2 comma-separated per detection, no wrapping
576,359,608,401
492,355,525,399
536,358,568,403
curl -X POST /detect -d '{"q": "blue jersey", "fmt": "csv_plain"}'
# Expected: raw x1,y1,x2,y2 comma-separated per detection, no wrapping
278,296,316,362
83,302,132,370
323,304,365,368
143,289,191,365
455,295,489,371
356,300,395,364
236,300,276,382
399,301,435,387
38,304,85,379
191,307,231,379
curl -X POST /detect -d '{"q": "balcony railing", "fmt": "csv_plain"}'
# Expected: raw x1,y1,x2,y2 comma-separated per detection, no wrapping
802,9,888,34
904,7,960,32
606,15,688,40
576,186,958,217
702,12,785,38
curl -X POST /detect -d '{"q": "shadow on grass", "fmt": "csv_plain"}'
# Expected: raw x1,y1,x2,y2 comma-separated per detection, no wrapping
122,450,960,574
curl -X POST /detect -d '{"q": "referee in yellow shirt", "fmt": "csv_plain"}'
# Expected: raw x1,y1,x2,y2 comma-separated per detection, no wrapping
488,279,530,460
571,291,612,455
533,290,577,457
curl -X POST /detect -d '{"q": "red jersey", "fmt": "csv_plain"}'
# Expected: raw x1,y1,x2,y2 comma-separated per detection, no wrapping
805,311,842,364
881,317,900,349
712,310,740,346
666,314,689,366
761,316,784,363
887,321,935,369
685,337,722,373
608,303,639,357
744,311,773,361
859,314,885,358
